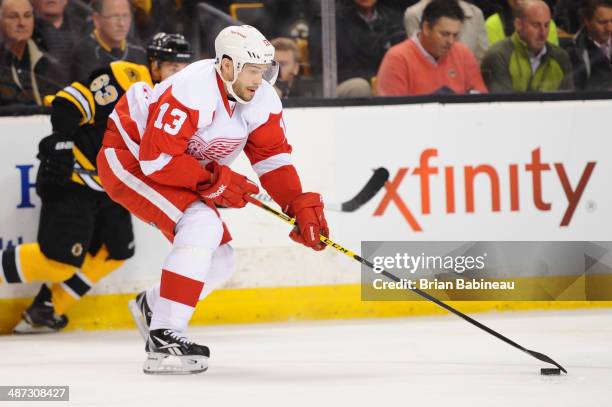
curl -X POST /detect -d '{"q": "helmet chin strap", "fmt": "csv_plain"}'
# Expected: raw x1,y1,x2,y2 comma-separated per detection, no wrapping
218,61,252,105
226,79,251,104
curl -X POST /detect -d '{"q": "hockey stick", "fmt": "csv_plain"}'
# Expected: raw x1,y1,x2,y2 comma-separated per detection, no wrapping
253,167,389,212
75,167,388,213
245,195,568,374
74,168,97,176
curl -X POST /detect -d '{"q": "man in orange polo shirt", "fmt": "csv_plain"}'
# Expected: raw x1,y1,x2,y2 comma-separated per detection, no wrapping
377,0,487,96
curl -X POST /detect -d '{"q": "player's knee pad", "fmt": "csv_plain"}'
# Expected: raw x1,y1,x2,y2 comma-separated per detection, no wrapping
164,202,223,282
199,244,235,300
174,201,224,251
164,245,214,282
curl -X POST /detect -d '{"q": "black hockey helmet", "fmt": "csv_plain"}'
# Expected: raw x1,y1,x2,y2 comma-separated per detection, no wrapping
147,33,194,63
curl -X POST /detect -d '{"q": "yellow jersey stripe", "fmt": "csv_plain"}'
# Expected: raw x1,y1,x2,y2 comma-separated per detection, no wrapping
72,82,96,124
73,146,96,170
73,147,103,188
56,90,87,125
63,85,93,123
71,172,86,185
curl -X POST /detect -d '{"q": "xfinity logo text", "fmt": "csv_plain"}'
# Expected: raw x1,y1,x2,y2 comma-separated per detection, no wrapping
373,148,596,231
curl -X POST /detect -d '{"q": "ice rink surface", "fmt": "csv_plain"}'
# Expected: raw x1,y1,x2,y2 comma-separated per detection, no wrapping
0,308,610,407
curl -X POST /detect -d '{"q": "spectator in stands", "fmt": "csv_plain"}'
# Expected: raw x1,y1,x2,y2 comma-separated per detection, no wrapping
310,0,405,97
272,37,319,98
132,0,200,47
469,0,500,19
404,0,488,60
554,0,583,35
565,0,612,90
260,0,317,39
33,0,86,69
71,0,146,83
481,0,573,92
486,0,559,46
0,0,63,105
379,0,420,14
377,0,487,96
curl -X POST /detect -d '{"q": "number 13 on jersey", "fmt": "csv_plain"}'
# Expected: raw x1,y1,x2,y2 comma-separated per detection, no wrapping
153,102,188,136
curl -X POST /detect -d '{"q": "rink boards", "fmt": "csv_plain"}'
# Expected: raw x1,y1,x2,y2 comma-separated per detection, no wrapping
0,99,611,331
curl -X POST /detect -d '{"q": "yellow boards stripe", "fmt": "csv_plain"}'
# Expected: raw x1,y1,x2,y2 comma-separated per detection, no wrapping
0,284,610,334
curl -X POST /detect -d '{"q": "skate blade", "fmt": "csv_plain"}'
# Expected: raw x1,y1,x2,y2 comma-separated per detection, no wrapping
143,353,208,375
13,319,58,334
128,299,148,341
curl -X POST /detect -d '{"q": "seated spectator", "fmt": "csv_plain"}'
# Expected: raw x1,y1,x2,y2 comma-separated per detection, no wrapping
377,0,487,96
260,0,318,39
71,0,146,83
32,0,86,68
565,0,612,90
405,0,488,59
310,0,405,97
132,0,200,47
486,0,559,46
554,0,582,35
481,0,573,92
0,0,63,105
271,37,319,98
469,0,501,19
379,0,420,14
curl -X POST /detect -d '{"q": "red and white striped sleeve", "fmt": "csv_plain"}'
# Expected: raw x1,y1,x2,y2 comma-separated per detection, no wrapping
244,90,302,210
139,86,211,190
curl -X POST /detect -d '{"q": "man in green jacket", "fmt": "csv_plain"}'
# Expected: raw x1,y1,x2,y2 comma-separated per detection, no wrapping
481,0,573,92
485,0,559,47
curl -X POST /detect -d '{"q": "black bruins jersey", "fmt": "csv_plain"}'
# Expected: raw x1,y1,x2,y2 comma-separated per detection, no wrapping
50,61,152,191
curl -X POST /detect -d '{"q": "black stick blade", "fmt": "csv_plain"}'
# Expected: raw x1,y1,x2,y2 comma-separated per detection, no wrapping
341,167,390,212
524,349,568,373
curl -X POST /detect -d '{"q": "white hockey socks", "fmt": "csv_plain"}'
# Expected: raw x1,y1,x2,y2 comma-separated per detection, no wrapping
146,242,235,328
150,202,223,332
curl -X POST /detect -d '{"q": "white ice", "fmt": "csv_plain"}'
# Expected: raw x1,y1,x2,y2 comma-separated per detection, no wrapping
0,309,610,407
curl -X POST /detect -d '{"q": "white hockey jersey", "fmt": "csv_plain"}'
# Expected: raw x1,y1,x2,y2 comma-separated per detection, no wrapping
104,59,302,209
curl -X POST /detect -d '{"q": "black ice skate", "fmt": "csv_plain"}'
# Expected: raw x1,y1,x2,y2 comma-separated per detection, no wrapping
143,329,210,375
128,291,152,340
13,285,68,334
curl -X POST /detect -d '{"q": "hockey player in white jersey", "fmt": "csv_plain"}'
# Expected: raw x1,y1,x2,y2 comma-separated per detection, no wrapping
97,25,329,374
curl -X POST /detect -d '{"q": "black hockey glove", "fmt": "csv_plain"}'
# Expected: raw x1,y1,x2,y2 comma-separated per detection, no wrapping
36,133,75,186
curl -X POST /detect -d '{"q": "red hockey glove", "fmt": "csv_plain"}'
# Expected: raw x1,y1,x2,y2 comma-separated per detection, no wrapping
197,162,259,208
286,192,329,251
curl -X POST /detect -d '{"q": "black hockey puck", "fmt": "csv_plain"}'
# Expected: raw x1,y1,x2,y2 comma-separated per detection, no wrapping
540,368,562,375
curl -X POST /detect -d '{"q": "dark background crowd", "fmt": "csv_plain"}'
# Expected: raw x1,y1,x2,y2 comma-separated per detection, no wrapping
0,0,610,106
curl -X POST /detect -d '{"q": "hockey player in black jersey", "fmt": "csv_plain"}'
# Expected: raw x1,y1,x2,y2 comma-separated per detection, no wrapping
0,33,193,334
